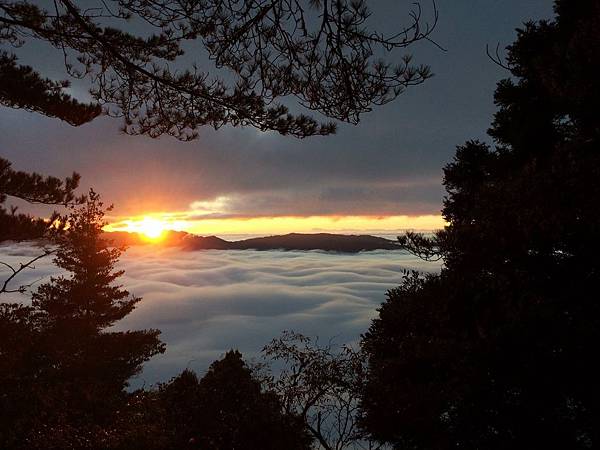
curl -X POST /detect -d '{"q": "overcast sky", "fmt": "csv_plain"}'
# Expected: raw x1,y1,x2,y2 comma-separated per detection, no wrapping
0,1,554,225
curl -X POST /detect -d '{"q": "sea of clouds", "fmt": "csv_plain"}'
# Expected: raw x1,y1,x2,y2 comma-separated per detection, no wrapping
0,243,440,386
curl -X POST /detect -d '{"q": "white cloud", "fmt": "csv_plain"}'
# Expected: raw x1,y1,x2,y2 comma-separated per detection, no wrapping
188,196,232,215
0,243,440,385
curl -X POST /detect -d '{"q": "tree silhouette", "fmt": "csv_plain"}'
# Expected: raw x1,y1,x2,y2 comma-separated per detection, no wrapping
1,157,83,293
0,0,437,139
157,350,312,450
261,331,387,450
361,1,600,448
0,52,101,126
0,156,81,241
0,190,165,449
33,190,140,329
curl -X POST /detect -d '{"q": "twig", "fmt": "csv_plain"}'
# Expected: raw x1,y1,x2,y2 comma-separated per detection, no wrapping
0,249,54,294
486,42,511,71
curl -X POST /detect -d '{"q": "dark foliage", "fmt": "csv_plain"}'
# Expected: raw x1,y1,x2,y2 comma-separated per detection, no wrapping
0,52,101,125
0,0,436,139
0,191,165,449
361,1,600,448
0,207,47,241
156,350,313,450
0,157,81,241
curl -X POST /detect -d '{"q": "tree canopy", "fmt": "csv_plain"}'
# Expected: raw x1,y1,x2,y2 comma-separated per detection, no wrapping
361,1,600,448
154,350,313,450
1,191,320,449
0,191,165,449
0,156,81,241
0,0,436,139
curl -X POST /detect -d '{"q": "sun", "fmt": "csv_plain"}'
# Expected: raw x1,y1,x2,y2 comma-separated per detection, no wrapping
136,218,166,241
105,214,189,242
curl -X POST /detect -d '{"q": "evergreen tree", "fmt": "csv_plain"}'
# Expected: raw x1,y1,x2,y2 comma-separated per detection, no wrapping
0,52,101,126
0,190,165,449
361,1,600,448
1,157,83,294
33,190,139,331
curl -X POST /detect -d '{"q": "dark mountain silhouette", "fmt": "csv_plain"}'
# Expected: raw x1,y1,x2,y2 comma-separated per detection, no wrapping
226,233,401,252
107,231,401,253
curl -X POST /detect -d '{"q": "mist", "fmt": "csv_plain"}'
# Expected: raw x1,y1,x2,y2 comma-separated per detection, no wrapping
0,242,440,384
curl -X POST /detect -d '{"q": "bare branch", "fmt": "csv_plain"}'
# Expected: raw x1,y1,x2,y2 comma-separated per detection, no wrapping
0,249,54,295
261,331,388,449
486,42,511,71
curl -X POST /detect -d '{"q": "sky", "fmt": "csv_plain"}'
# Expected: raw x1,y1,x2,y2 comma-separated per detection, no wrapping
0,1,555,236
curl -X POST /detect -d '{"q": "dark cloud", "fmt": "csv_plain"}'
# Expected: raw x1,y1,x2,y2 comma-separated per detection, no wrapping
0,1,554,218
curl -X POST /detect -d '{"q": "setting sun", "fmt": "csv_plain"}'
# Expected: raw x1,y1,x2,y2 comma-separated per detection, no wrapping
140,219,165,239
120,217,169,241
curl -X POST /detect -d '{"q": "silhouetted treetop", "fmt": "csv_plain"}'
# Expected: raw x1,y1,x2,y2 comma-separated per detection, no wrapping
0,0,436,139
32,190,139,330
0,52,101,126
158,350,312,450
0,157,80,206
490,0,600,150
1,190,165,449
0,157,82,242
261,331,383,450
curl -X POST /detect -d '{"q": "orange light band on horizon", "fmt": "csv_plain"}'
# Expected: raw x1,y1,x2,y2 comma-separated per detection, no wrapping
104,214,446,237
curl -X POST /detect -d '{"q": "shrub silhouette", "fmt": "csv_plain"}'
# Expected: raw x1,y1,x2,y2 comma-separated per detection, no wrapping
154,350,312,450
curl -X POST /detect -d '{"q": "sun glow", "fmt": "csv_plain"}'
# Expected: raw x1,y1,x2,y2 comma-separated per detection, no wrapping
140,218,165,239
105,213,445,239
122,217,169,241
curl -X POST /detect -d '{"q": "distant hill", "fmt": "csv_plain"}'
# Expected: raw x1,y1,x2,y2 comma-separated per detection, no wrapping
226,233,400,252
106,231,401,253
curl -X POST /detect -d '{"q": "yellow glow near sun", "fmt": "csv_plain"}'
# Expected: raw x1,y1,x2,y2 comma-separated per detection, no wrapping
105,214,445,238
138,218,165,239
185,215,445,235
113,217,170,241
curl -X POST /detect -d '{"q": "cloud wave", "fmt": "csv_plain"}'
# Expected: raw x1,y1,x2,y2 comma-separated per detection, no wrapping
0,243,440,385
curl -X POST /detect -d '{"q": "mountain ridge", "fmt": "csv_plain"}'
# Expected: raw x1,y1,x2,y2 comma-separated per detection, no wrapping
106,231,401,253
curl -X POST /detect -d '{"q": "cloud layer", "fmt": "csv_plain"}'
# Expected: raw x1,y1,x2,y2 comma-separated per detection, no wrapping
1,243,440,385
